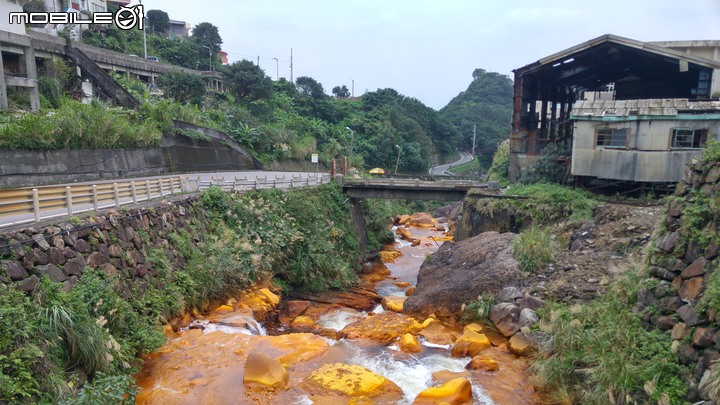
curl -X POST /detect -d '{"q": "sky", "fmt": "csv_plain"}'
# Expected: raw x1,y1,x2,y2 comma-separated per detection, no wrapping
145,0,720,110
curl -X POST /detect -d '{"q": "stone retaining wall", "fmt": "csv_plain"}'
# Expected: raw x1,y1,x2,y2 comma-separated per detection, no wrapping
638,158,720,401
0,195,204,297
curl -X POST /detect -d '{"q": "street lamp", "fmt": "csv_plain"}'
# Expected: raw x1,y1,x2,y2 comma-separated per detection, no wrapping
272,57,279,80
202,45,212,71
345,126,355,168
394,144,401,175
139,0,147,59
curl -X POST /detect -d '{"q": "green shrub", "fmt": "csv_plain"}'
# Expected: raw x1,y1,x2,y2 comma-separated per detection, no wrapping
513,226,556,272
61,372,137,405
505,182,597,223
704,138,720,163
460,292,495,323
533,267,688,404
39,77,64,109
487,138,509,182
519,142,571,184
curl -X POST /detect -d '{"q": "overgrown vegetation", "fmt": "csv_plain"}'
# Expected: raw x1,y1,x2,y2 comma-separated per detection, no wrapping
518,142,571,185
0,99,162,150
467,182,597,229
513,226,557,273
533,266,689,404
486,138,509,182
0,184,391,402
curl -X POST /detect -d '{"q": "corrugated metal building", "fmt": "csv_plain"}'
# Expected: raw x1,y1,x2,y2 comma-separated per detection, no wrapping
510,34,720,183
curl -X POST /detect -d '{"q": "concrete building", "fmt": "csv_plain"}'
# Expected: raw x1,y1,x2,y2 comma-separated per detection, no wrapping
168,20,190,38
510,34,720,184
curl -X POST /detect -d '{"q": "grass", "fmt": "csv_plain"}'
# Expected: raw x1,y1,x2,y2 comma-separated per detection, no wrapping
448,157,482,177
532,265,688,404
513,226,557,273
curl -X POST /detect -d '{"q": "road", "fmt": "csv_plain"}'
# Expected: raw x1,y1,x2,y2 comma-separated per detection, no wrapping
0,171,327,229
429,151,474,176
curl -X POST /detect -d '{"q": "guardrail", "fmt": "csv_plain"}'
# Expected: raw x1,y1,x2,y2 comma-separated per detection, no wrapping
198,173,332,192
0,177,184,228
341,177,488,188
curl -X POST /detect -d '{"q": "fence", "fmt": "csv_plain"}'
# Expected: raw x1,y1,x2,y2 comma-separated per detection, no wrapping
0,177,184,228
0,173,331,229
198,173,332,192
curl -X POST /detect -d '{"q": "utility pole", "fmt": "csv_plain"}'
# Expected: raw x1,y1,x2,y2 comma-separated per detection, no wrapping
139,0,147,59
290,48,294,83
472,124,477,156
257,55,260,66
272,57,279,80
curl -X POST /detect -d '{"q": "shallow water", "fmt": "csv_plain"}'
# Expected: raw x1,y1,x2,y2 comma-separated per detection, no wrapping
136,219,536,404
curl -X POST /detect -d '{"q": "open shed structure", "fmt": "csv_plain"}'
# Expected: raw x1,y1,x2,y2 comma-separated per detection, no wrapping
510,34,720,183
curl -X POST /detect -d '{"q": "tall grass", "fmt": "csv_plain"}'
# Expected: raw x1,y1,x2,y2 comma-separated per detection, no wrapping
513,226,557,272
532,266,688,404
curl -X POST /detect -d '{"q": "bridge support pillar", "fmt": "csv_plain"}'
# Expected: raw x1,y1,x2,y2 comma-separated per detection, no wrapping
349,197,367,253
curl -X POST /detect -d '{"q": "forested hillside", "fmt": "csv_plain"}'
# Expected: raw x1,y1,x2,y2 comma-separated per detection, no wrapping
440,69,513,166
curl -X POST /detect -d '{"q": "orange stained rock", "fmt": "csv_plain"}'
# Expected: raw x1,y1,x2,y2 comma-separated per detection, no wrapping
243,352,289,389
412,378,473,405
397,215,412,225
467,355,500,372
259,288,281,306
419,321,461,346
347,396,375,405
406,286,417,296
381,296,406,313
451,330,491,358
302,363,403,401
508,333,535,357
379,250,403,263
394,281,412,288
213,305,235,314
400,333,422,353
290,315,315,328
431,370,472,385
340,311,423,344
396,227,413,240
463,323,483,334
408,212,436,227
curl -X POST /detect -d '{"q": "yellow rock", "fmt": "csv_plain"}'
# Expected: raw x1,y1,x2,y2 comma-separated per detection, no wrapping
381,296,406,313
226,297,238,308
397,215,412,225
421,318,436,328
400,333,422,353
466,355,499,372
463,323,483,334
243,352,289,389
406,286,416,296
409,212,436,227
162,324,174,337
348,397,375,405
214,305,235,314
379,250,403,263
394,281,412,288
291,315,315,328
412,378,473,405
341,312,424,344
431,370,472,385
259,288,280,306
396,227,413,240
451,330,491,358
302,363,403,399
508,333,535,357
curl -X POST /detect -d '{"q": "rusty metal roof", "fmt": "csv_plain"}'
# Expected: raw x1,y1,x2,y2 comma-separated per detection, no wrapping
571,99,720,117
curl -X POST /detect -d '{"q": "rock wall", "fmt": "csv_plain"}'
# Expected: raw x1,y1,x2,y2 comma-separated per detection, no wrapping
0,196,204,296
638,158,720,401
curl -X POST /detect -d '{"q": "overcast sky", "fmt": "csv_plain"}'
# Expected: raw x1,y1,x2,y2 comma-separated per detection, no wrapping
146,0,720,110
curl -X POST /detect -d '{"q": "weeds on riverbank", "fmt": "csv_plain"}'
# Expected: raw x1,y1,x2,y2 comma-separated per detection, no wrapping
532,265,688,404
513,226,557,273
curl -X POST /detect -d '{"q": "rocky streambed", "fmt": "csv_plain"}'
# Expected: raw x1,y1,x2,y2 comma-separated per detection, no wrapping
135,214,537,404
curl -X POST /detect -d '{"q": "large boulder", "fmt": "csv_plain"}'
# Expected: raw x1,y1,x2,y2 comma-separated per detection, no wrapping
243,352,289,389
404,232,521,319
340,312,423,344
302,363,403,403
412,378,473,404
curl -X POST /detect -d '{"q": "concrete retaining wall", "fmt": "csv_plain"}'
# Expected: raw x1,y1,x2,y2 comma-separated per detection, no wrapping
0,122,263,188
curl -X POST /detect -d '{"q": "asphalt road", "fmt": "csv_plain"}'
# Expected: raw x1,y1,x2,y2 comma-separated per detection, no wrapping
429,151,474,176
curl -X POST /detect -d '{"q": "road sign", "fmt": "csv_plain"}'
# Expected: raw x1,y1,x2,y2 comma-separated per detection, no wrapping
311,154,318,163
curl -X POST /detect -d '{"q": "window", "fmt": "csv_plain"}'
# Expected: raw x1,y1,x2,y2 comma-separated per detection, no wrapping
93,4,106,12
596,128,628,148
672,128,708,149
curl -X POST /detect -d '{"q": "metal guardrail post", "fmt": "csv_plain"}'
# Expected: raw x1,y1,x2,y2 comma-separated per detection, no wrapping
32,188,40,223
146,180,151,200
131,181,137,204
66,186,74,216
92,185,99,211
159,179,165,197
113,183,120,208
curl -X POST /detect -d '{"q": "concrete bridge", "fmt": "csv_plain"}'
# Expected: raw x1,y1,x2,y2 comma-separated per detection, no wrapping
339,177,499,252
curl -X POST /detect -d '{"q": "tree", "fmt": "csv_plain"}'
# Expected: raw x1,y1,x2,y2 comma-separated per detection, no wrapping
332,85,350,98
157,71,206,105
192,22,223,53
222,60,273,102
146,10,170,34
295,76,326,99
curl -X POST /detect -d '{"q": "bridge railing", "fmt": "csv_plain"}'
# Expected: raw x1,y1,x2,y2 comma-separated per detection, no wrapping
341,177,488,188
198,173,332,192
0,177,184,228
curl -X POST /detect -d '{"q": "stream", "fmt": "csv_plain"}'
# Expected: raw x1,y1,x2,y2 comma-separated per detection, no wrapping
135,218,536,404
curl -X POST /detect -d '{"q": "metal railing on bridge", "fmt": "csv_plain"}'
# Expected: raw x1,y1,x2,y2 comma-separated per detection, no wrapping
341,177,489,188
198,173,331,192
0,177,185,228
